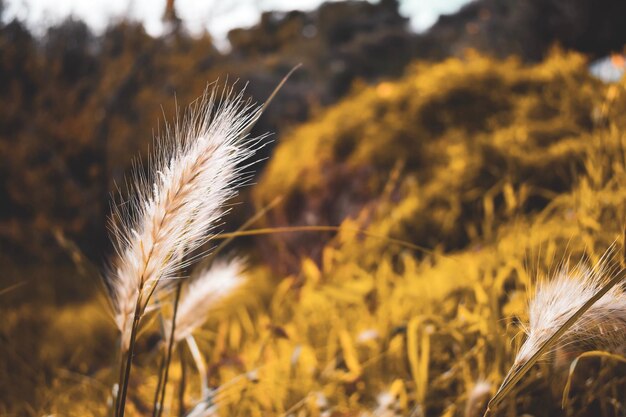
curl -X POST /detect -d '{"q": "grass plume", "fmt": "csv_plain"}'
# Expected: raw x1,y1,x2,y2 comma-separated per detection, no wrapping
105,84,266,417
174,257,246,343
106,85,264,351
517,259,626,364
488,250,626,412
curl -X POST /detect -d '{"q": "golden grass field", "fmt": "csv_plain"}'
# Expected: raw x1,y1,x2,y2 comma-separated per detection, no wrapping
2,51,626,417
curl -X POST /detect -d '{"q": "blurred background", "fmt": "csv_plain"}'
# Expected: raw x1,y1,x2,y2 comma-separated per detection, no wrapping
2,0,625,267
2,0,626,415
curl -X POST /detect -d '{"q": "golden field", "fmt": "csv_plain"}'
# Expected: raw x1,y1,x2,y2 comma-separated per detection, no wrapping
2,51,626,417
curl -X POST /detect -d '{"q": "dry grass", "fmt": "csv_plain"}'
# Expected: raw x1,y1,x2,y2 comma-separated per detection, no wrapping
106,85,263,353
2,52,626,417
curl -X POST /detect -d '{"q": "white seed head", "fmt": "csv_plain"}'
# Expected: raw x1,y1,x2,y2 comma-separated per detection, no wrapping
173,257,245,342
106,85,264,351
516,258,626,366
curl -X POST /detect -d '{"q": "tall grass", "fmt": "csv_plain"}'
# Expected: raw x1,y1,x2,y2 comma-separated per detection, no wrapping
105,84,266,417
7,55,626,417
487,249,626,412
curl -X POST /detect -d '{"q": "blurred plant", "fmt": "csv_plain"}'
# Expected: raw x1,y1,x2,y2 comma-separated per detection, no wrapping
4,45,626,417
153,257,245,416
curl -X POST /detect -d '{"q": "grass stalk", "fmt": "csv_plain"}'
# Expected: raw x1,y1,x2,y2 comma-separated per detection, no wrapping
185,335,209,398
117,291,144,417
151,351,166,416
111,348,125,417
195,195,284,273
486,267,626,414
156,281,183,417
212,225,439,256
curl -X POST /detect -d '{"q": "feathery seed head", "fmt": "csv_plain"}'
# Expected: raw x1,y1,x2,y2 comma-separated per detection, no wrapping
173,257,245,342
489,252,625,411
106,85,264,351
515,260,626,366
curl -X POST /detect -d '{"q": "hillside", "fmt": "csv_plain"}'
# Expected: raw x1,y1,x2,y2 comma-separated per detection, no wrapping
3,51,625,416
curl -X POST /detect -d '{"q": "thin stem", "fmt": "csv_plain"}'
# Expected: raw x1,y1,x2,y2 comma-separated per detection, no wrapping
151,351,167,416
238,64,301,138
156,281,183,417
211,226,440,257
195,195,284,273
0,280,28,297
152,269,182,415
185,335,209,398
117,294,144,417
111,348,126,417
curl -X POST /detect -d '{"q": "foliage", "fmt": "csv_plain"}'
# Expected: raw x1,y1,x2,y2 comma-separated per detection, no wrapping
0,0,413,262
3,0,626,264
2,49,626,416
254,51,602,270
